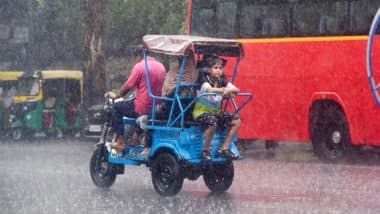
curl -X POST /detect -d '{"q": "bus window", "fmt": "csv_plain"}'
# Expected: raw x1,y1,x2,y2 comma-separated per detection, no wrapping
239,3,262,38
293,1,348,36
191,0,237,38
240,2,290,38
350,0,380,34
191,0,215,37
216,1,237,38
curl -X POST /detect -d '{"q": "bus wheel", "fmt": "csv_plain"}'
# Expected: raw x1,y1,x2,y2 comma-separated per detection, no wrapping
90,146,116,188
203,162,234,193
151,152,184,196
12,128,23,141
311,104,355,162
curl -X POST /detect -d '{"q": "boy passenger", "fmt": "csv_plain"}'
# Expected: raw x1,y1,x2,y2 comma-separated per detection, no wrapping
192,56,241,161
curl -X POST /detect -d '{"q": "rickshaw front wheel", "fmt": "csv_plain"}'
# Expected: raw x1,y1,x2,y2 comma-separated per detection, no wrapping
11,128,23,141
203,161,234,193
151,152,184,196
90,146,116,188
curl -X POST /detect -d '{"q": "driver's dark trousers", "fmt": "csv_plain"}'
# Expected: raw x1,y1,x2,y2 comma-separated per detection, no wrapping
111,99,138,137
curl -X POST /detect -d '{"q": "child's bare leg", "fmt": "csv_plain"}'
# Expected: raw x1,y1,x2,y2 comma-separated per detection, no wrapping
204,125,217,151
221,118,241,151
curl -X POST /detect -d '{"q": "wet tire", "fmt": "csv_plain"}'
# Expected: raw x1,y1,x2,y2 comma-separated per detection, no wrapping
11,128,23,141
203,162,234,193
90,146,116,188
151,152,184,196
311,104,356,162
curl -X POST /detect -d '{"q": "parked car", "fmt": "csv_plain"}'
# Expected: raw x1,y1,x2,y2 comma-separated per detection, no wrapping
84,103,104,138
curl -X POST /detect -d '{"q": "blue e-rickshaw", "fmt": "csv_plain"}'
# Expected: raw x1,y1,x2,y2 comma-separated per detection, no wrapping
90,35,252,196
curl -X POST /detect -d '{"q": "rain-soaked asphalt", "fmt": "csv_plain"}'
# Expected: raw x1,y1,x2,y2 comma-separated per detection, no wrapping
1,138,380,214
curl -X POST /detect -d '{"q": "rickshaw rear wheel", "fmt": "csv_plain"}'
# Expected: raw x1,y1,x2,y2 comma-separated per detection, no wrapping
11,128,23,141
151,152,184,196
90,146,116,188
203,161,234,193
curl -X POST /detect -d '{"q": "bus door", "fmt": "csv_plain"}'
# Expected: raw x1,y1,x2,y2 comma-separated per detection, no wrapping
367,8,380,107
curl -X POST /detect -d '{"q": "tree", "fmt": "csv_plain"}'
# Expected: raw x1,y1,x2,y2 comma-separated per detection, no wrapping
82,0,106,107
0,0,29,23
105,0,187,56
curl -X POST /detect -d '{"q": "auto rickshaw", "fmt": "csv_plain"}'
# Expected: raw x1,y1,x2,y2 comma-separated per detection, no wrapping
10,70,83,140
90,35,252,196
0,71,24,137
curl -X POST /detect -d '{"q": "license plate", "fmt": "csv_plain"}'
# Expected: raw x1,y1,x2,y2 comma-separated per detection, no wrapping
88,124,102,132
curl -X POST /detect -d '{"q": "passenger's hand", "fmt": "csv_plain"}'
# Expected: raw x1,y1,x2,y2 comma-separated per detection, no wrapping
222,87,230,96
223,88,237,98
104,91,117,99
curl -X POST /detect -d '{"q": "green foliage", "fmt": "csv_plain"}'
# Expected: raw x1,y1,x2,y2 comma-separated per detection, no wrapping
105,0,187,56
28,0,84,67
2,0,188,66
0,0,30,23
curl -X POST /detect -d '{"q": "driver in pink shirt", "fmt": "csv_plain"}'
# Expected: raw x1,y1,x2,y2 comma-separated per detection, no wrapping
105,45,166,155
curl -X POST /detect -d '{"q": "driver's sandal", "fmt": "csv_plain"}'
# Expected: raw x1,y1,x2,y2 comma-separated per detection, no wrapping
201,150,211,162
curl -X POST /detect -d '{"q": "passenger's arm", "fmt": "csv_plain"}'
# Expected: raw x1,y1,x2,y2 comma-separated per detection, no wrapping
223,83,240,98
224,87,240,97
206,86,225,94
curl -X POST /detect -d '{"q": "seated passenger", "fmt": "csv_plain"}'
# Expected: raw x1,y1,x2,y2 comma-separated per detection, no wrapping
158,50,199,119
64,91,81,125
192,56,241,161
45,88,58,109
161,49,199,97
44,97,56,109
104,45,166,156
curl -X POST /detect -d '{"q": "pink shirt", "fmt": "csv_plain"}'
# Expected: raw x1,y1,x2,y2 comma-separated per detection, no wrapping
123,56,166,115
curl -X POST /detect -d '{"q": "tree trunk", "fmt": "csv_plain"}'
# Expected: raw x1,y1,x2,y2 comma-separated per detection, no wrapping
82,0,106,107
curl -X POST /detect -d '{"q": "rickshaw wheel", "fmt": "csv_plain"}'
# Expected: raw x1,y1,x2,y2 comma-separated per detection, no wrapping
151,152,184,196
90,146,116,188
203,161,234,193
11,128,23,141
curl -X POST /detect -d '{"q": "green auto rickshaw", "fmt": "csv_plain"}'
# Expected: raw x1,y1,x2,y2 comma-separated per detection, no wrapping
0,71,24,137
10,70,83,140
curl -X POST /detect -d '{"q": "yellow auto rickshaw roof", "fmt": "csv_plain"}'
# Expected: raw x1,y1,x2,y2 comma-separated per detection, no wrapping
0,71,24,80
38,70,83,80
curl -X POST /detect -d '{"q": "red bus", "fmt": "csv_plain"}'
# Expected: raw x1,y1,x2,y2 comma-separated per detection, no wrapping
187,0,380,161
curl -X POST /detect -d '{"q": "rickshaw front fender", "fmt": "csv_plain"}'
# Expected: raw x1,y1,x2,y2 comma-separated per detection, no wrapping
11,120,23,128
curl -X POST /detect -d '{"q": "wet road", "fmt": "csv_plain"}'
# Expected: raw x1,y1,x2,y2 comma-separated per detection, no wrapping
1,139,380,213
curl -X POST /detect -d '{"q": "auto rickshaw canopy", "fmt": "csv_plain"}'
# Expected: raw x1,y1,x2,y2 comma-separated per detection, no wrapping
142,35,244,57
37,70,83,80
35,70,83,93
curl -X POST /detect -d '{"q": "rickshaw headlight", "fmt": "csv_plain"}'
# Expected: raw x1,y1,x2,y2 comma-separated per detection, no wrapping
9,114,15,123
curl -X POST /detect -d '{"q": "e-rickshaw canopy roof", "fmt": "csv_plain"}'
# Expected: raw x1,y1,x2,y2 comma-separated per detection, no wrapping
0,71,24,80
142,35,244,57
37,70,83,80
